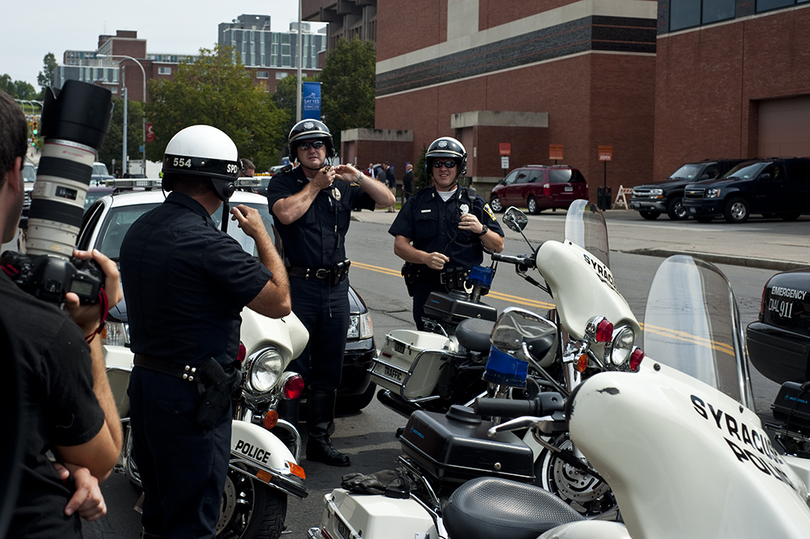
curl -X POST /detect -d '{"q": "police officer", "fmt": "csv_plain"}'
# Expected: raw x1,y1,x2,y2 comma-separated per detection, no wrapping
267,120,394,466
389,137,505,329
120,125,291,538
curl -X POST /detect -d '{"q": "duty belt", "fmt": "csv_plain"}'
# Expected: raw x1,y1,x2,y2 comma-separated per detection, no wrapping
287,259,350,284
134,353,202,382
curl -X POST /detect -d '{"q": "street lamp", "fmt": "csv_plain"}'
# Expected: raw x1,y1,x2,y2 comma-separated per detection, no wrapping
98,54,147,176
297,0,303,123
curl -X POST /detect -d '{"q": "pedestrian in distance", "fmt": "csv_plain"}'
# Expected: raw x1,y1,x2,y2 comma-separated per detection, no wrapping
389,136,505,329
266,119,394,466
120,124,291,538
0,89,123,537
385,161,397,212
402,162,414,204
239,157,256,177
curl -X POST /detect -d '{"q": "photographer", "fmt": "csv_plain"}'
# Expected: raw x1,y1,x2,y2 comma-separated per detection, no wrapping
0,90,123,536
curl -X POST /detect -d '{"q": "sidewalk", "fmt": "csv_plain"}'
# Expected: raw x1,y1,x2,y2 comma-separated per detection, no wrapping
352,208,810,271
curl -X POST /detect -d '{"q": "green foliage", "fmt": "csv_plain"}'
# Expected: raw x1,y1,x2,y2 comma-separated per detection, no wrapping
415,144,430,192
146,44,287,172
37,53,57,90
0,74,38,101
320,37,376,151
98,97,145,175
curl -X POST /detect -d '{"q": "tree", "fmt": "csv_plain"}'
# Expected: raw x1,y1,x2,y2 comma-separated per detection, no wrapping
319,37,376,151
146,44,287,172
0,75,37,101
37,53,57,91
97,97,145,175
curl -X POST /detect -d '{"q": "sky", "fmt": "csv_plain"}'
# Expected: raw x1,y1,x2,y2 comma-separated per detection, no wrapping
2,1,325,89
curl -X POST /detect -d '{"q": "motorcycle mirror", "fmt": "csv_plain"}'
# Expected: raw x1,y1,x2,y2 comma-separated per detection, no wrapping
503,207,528,232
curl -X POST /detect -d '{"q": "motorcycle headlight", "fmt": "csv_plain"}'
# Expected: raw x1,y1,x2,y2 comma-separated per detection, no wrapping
246,347,284,394
706,188,721,198
347,312,373,340
609,326,636,366
103,320,129,347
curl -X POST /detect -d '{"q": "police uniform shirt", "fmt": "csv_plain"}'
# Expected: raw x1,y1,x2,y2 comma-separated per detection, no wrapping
388,186,504,270
120,192,272,365
266,166,376,269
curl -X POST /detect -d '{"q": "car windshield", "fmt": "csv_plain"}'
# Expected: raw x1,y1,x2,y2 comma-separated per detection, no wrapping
724,162,767,180
22,164,37,183
668,164,702,180
96,201,274,261
93,163,110,176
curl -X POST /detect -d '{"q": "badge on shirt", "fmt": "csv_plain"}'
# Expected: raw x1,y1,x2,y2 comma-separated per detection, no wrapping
332,186,341,201
459,203,470,215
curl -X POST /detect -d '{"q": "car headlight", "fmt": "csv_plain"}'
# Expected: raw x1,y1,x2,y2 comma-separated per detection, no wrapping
649,188,663,196
103,320,129,347
609,326,636,366
706,188,721,198
246,347,284,394
347,312,373,340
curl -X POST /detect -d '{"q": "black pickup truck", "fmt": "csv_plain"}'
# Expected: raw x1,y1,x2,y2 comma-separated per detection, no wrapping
630,159,744,220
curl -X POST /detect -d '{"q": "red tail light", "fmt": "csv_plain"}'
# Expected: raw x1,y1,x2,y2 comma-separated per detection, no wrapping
630,348,644,371
543,183,551,197
283,374,305,400
237,342,247,363
595,319,614,342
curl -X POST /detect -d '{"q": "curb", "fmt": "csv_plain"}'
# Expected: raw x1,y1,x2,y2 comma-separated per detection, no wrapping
621,248,806,272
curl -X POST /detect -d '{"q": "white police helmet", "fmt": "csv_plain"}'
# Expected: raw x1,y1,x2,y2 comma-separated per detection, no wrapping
162,125,240,201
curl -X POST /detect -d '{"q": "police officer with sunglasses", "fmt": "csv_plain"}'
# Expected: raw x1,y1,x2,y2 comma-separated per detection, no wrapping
389,136,504,329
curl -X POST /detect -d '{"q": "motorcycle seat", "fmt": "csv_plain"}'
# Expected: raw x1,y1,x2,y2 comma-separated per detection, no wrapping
456,319,495,353
443,476,583,539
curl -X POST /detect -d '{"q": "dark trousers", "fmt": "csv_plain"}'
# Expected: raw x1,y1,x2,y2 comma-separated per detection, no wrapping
287,277,350,392
129,367,231,539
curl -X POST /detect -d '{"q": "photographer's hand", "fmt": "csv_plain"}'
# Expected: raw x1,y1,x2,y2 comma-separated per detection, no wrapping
55,462,107,521
65,249,123,335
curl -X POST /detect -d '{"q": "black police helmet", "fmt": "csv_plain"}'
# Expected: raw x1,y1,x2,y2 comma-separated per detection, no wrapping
288,119,335,162
425,136,467,176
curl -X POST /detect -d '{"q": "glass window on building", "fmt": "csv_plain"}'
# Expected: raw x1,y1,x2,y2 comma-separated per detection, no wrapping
257,71,269,79
757,0,802,11
158,67,172,75
276,72,288,79
703,0,735,23
670,0,735,30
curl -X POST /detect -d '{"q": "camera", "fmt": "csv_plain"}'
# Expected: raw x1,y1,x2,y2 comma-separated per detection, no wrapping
0,80,112,304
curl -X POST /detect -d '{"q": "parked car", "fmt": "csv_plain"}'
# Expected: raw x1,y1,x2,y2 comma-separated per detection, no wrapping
682,158,810,223
92,161,114,186
747,268,810,384
77,184,376,412
84,186,114,210
19,160,37,229
630,159,745,220
489,164,588,214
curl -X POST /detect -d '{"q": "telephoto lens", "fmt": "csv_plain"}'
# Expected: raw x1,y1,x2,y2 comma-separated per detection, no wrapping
26,80,112,258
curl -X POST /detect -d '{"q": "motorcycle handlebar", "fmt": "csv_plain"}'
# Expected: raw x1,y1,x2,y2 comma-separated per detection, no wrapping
474,392,565,418
491,253,536,268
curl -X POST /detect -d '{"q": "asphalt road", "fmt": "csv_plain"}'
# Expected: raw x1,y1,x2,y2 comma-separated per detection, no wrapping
84,208,806,538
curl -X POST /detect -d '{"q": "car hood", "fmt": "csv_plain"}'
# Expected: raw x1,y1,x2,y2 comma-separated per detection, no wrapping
685,176,740,189
634,178,706,190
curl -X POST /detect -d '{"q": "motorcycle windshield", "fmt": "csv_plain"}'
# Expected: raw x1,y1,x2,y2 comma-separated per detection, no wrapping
564,199,610,268
642,255,755,409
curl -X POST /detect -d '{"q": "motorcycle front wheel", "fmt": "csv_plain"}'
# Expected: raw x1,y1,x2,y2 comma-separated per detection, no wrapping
535,433,618,519
217,464,287,539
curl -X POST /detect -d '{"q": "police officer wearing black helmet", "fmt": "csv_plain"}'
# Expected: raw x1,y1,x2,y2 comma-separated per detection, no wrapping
267,120,394,466
120,125,291,538
389,136,504,329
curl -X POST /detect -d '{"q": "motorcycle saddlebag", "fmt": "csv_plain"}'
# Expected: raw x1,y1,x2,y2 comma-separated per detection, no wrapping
400,406,534,489
370,330,453,400
772,381,810,429
423,291,498,326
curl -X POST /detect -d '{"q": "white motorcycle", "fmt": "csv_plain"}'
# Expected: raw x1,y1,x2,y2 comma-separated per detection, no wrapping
310,255,810,539
104,306,310,539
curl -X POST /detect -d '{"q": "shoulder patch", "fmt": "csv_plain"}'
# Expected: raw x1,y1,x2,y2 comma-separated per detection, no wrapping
483,204,497,222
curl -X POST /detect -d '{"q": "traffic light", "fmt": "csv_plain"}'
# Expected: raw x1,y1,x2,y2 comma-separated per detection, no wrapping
32,119,38,136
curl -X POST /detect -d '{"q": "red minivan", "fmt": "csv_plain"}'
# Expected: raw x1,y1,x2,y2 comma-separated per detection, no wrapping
489,165,588,214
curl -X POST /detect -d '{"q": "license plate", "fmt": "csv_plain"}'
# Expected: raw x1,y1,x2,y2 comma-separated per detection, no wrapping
565,186,573,192
384,364,403,382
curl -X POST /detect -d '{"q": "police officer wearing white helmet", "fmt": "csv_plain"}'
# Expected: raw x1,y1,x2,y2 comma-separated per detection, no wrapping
389,136,504,329
267,119,394,467
120,125,292,538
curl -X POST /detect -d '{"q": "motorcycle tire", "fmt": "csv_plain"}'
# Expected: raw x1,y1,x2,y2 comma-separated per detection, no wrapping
217,464,287,539
535,432,619,519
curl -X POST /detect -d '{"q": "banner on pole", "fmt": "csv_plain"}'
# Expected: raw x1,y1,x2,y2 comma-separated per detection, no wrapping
302,82,322,120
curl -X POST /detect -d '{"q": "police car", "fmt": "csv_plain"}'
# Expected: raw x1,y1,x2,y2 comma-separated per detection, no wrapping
747,268,810,384
77,179,376,412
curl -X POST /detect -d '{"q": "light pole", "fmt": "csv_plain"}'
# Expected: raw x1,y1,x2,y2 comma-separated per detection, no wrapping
297,0,303,123
98,54,147,176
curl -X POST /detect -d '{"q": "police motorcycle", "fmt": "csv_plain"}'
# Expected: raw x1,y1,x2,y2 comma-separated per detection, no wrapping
310,256,810,539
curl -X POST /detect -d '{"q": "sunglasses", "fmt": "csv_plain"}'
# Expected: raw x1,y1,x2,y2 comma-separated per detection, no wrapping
298,140,325,151
432,160,457,169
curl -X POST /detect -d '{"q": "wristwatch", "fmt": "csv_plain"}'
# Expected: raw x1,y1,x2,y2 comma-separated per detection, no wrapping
477,224,488,237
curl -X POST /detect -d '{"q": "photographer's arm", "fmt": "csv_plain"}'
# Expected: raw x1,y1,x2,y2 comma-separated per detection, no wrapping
58,249,124,481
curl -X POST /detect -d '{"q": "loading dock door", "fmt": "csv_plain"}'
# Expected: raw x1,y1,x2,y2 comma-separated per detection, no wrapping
758,96,810,158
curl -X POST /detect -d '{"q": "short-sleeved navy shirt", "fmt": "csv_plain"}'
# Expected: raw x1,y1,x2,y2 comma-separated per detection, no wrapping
1,273,104,538
388,186,504,270
266,166,376,268
120,192,272,364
